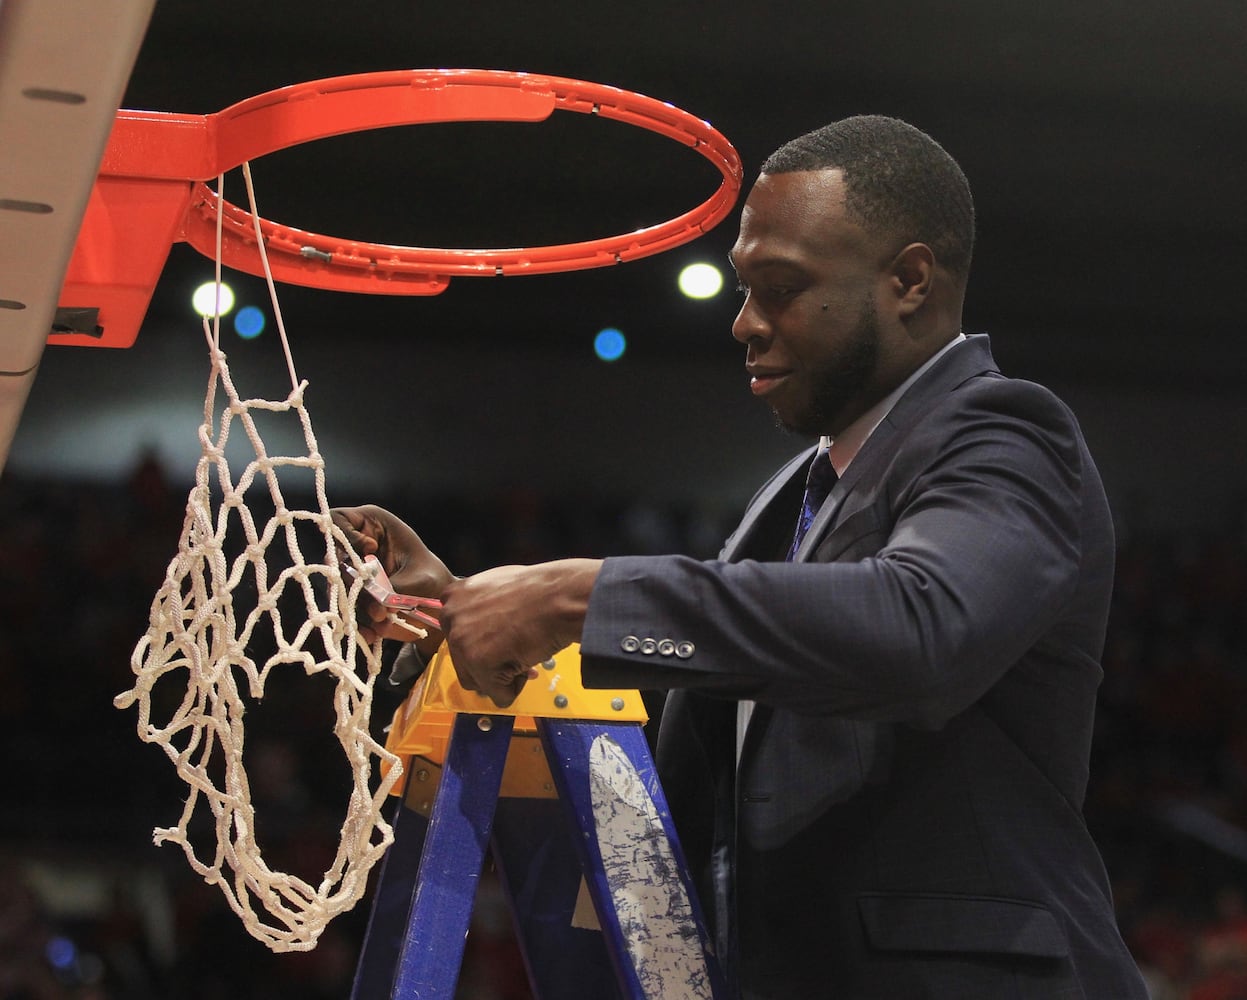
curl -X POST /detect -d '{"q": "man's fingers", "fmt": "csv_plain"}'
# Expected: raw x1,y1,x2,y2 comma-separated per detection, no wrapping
484,671,523,709
450,660,536,709
503,667,538,707
331,508,380,557
330,508,361,529
491,663,537,708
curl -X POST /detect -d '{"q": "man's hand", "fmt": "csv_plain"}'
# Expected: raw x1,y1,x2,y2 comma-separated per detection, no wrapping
331,505,453,653
440,559,602,707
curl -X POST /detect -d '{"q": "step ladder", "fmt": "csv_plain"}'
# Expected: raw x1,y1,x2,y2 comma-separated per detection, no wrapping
351,642,727,1000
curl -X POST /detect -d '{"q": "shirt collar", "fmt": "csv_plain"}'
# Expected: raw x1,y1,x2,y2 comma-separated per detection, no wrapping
824,333,966,477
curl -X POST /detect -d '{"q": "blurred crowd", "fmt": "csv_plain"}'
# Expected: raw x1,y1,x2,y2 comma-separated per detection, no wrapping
1,452,1245,999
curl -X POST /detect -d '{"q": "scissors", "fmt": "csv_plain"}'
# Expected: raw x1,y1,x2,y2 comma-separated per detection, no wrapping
344,554,443,630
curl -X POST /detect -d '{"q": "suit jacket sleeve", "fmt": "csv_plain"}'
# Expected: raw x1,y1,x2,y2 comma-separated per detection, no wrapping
578,374,1099,729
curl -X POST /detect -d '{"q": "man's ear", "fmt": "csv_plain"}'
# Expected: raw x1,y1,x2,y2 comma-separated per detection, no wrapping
889,242,935,319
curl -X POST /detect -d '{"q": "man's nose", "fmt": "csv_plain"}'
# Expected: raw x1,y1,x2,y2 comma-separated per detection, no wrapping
731,293,769,346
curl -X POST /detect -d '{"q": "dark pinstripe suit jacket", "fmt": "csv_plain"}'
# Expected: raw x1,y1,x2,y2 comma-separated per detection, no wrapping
580,335,1147,999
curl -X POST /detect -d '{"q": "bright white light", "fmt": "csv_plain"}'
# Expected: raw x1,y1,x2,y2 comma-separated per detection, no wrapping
192,281,235,317
678,262,724,300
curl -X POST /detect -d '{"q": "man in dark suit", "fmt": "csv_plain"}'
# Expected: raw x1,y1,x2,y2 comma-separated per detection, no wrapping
338,116,1146,998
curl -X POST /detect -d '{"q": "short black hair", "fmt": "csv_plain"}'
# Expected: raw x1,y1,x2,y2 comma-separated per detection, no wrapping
762,115,975,278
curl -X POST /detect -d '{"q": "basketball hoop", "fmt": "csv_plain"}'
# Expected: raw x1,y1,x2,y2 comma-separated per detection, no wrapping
53,69,742,348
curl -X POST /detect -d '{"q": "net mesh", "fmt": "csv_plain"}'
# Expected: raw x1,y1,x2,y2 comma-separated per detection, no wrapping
114,165,406,952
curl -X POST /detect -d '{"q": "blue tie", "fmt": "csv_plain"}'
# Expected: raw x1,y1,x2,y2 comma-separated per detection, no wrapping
787,447,837,560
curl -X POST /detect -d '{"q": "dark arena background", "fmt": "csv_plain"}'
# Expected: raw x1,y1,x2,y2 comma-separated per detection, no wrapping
2,1,1246,998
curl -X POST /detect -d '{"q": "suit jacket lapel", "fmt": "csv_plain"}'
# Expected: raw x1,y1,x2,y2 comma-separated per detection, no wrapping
720,448,816,562
792,335,1000,562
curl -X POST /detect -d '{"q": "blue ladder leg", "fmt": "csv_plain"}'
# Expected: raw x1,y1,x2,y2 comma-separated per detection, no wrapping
492,789,623,999
350,776,429,1000
385,712,514,999
537,718,727,1000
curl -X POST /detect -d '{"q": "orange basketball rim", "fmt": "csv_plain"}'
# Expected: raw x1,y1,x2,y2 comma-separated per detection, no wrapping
51,69,743,349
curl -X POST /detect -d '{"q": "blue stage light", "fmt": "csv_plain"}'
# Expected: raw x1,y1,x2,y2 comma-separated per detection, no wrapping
594,327,626,362
234,306,266,339
46,935,77,970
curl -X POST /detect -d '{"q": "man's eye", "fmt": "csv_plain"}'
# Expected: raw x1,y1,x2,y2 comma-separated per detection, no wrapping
736,281,800,301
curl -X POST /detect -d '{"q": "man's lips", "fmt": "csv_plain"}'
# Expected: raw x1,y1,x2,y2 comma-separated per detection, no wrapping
748,369,791,396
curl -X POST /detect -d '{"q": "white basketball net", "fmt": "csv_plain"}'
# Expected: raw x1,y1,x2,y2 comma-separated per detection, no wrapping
114,165,407,952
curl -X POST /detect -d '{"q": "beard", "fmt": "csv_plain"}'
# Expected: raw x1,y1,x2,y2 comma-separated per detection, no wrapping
773,296,881,438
